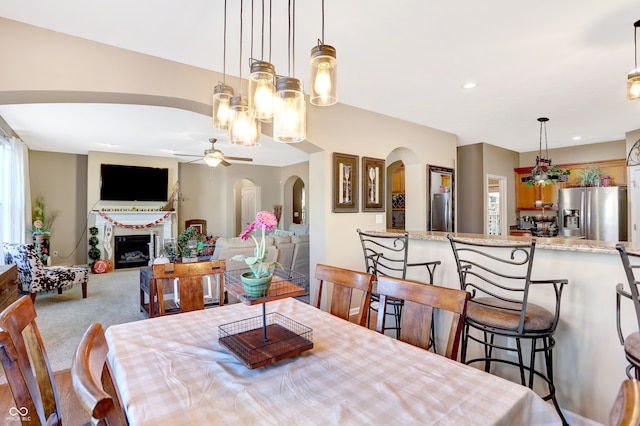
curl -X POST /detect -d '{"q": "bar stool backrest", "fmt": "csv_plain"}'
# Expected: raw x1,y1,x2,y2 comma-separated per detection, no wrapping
448,235,537,335
616,244,640,334
357,229,409,279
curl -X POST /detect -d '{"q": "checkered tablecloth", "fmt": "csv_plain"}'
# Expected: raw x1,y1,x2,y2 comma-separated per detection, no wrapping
105,298,562,425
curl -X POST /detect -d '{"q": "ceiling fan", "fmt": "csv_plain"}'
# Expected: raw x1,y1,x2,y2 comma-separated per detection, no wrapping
174,138,253,167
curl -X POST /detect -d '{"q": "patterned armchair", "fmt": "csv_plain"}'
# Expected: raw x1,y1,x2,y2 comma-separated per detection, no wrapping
3,243,88,302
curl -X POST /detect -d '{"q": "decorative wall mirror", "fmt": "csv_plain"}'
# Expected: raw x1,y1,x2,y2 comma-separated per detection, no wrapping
427,165,455,232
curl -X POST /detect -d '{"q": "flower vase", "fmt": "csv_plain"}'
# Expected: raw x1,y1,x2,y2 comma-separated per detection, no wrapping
240,272,273,298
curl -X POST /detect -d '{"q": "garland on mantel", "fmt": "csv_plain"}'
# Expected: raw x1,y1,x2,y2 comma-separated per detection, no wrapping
98,211,172,229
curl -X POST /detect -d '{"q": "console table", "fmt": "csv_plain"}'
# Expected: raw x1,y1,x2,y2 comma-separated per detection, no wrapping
139,260,226,317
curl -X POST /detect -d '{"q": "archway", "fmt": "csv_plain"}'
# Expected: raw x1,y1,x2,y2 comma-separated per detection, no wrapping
233,178,260,236
283,175,307,231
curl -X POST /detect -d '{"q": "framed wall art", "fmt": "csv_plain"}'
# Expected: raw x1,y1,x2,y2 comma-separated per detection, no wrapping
362,157,385,212
332,152,359,213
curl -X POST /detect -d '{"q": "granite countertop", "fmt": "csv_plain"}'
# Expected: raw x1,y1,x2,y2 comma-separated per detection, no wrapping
367,230,639,255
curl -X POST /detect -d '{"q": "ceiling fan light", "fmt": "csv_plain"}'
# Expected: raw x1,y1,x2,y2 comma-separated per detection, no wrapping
310,43,337,106
627,71,640,100
204,153,223,167
273,77,306,143
212,83,234,129
229,95,261,147
249,60,276,121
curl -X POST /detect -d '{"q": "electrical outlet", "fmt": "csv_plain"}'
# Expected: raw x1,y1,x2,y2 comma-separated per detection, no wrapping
52,251,59,257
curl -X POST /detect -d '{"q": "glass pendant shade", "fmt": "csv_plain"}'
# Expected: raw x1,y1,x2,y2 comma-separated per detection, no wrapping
628,71,640,100
203,151,223,167
274,77,306,143
212,84,234,129
229,95,261,146
309,44,338,106
249,61,276,121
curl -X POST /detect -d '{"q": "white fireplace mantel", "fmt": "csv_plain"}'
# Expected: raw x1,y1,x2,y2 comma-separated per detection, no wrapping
91,211,176,262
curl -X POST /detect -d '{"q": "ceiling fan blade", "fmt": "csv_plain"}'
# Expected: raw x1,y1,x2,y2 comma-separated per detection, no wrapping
220,159,232,167
173,153,202,157
223,156,253,162
184,157,204,164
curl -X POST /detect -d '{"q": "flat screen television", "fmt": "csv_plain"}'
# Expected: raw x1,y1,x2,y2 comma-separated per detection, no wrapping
100,164,169,202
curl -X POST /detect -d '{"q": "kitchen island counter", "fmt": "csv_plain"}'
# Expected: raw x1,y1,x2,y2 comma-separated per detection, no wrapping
364,229,637,424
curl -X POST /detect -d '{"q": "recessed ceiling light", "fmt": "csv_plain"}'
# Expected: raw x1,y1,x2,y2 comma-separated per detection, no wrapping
462,82,477,89
572,136,582,141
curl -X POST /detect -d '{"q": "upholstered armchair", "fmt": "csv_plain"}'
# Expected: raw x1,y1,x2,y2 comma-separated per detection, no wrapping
3,243,88,302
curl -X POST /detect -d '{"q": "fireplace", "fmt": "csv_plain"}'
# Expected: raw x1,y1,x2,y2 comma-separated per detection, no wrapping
114,235,150,269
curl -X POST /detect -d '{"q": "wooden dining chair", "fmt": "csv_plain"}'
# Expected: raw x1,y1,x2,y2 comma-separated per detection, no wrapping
375,276,470,360
0,296,63,425
72,323,127,425
609,379,640,426
315,264,375,326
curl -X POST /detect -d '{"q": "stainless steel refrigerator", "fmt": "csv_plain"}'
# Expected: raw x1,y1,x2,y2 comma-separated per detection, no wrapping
558,186,627,241
431,192,452,232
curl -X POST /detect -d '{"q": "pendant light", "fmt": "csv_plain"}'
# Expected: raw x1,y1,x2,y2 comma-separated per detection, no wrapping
309,0,338,106
229,0,261,146
212,0,235,130
274,0,306,143
521,117,569,186
627,19,640,100
249,0,276,121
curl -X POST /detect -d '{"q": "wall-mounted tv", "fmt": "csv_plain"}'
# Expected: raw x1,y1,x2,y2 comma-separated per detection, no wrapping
100,164,169,202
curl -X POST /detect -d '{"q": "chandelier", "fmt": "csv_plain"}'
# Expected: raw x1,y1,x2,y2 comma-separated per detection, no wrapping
213,0,338,144
627,19,640,100
521,117,569,187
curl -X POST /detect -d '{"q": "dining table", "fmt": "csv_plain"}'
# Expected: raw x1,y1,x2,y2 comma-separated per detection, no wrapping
105,297,562,425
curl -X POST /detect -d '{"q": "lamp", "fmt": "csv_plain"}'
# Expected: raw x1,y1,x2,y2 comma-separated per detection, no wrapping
274,0,306,143
627,19,640,100
203,150,223,167
229,0,261,146
212,0,235,130
521,117,569,186
249,0,276,121
309,0,338,106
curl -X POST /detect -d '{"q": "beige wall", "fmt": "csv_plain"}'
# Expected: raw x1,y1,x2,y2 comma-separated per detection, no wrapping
519,139,626,166
457,144,483,233
482,143,519,231
29,151,87,266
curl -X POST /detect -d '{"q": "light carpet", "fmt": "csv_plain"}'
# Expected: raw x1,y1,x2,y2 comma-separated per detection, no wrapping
1,268,147,383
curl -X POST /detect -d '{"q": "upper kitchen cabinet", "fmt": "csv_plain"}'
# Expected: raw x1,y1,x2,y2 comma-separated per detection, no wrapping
515,159,626,210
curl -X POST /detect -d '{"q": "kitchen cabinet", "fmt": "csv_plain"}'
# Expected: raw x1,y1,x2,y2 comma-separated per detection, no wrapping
392,166,405,229
392,166,405,193
514,159,626,211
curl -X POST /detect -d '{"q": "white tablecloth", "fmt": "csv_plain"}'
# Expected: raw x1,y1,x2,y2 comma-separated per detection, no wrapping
105,298,561,425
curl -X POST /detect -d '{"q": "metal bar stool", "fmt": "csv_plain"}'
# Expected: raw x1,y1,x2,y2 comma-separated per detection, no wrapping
448,234,568,425
357,229,440,342
615,244,640,379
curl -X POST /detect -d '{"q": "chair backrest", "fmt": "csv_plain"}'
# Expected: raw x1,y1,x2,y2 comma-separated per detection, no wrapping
357,229,409,279
153,260,225,314
375,276,470,359
448,235,539,335
617,244,640,332
3,243,42,292
72,323,127,426
0,296,61,425
609,379,640,426
315,264,375,326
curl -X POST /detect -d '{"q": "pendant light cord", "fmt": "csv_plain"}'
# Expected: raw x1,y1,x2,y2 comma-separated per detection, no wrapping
250,0,254,60
321,0,325,43
635,20,639,71
222,0,227,84
239,0,243,93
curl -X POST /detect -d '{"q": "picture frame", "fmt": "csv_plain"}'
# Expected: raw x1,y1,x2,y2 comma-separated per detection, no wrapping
362,157,385,212
332,152,359,213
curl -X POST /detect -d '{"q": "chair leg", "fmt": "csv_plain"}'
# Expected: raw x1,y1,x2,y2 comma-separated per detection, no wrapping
461,323,469,363
543,337,568,425
519,337,528,387
82,281,87,299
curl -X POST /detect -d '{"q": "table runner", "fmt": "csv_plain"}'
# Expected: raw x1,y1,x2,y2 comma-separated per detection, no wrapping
106,298,561,425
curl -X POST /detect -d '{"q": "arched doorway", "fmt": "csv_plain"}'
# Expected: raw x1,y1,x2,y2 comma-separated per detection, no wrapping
233,178,260,236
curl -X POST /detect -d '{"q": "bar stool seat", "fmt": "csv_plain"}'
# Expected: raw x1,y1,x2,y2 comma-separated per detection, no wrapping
467,297,555,331
624,332,640,373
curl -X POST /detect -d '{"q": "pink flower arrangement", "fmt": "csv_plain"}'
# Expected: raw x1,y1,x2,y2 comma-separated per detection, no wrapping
233,211,280,278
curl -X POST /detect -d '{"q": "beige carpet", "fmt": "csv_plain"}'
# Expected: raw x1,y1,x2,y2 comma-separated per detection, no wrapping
0,268,147,384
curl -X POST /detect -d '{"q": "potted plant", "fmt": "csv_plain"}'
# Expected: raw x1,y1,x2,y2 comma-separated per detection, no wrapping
232,211,282,297
30,196,56,238
575,165,604,187
524,164,571,187
177,226,205,261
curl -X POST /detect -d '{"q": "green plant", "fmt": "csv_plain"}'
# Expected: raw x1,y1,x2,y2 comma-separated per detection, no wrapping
575,165,603,186
524,164,570,187
30,196,57,235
